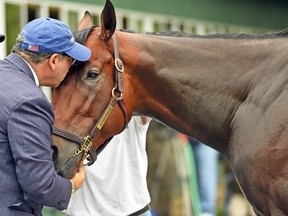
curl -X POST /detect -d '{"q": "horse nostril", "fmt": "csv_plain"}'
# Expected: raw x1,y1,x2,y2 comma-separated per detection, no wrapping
51,145,59,165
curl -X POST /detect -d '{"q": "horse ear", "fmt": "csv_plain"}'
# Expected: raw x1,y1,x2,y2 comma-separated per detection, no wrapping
100,0,116,39
78,11,94,31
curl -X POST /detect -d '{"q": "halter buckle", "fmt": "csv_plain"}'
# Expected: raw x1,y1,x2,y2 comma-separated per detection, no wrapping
71,135,93,164
115,58,124,72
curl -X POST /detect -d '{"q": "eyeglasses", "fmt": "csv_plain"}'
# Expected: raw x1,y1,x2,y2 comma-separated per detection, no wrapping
62,53,76,66
46,54,76,66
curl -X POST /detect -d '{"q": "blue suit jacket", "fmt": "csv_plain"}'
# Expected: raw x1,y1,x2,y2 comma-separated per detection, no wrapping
0,53,71,215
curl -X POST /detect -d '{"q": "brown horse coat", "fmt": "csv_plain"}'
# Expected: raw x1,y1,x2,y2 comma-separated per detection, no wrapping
52,1,288,215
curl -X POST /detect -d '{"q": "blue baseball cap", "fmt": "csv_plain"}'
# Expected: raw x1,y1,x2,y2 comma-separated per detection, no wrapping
17,17,91,61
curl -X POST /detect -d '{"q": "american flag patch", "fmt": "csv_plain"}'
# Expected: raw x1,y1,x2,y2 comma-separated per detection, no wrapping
28,44,39,52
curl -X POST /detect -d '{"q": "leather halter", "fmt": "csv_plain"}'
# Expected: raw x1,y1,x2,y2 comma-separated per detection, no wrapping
53,34,127,166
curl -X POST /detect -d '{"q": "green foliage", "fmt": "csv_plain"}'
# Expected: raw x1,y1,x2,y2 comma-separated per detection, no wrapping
42,207,67,216
5,3,20,54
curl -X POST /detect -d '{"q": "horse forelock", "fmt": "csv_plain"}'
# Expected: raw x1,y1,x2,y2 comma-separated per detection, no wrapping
73,25,96,45
68,26,96,70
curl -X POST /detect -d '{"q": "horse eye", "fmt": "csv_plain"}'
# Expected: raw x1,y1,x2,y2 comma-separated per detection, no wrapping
86,70,99,80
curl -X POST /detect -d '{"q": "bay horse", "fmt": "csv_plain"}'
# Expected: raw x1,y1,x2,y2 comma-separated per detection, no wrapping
51,0,288,215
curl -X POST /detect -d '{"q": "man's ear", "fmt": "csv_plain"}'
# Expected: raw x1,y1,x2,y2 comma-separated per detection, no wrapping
47,54,59,70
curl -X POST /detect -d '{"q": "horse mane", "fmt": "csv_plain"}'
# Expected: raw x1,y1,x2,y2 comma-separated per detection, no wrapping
70,26,288,70
121,28,288,40
73,26,288,44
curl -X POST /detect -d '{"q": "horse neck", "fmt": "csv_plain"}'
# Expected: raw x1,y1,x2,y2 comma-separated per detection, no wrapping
120,32,288,152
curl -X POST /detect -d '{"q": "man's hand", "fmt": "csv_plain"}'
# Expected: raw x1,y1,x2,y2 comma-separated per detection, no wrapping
70,164,85,192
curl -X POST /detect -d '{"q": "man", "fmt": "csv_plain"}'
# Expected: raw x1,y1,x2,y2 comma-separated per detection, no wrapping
189,139,218,216
0,17,91,215
65,116,152,216
0,34,5,43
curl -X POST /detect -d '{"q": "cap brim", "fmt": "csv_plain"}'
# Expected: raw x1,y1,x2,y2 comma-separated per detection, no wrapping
65,42,91,62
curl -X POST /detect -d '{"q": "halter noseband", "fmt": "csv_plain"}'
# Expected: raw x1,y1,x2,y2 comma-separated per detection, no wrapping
53,34,127,167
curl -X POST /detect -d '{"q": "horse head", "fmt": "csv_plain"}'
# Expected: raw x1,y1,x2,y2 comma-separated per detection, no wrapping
51,0,133,178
